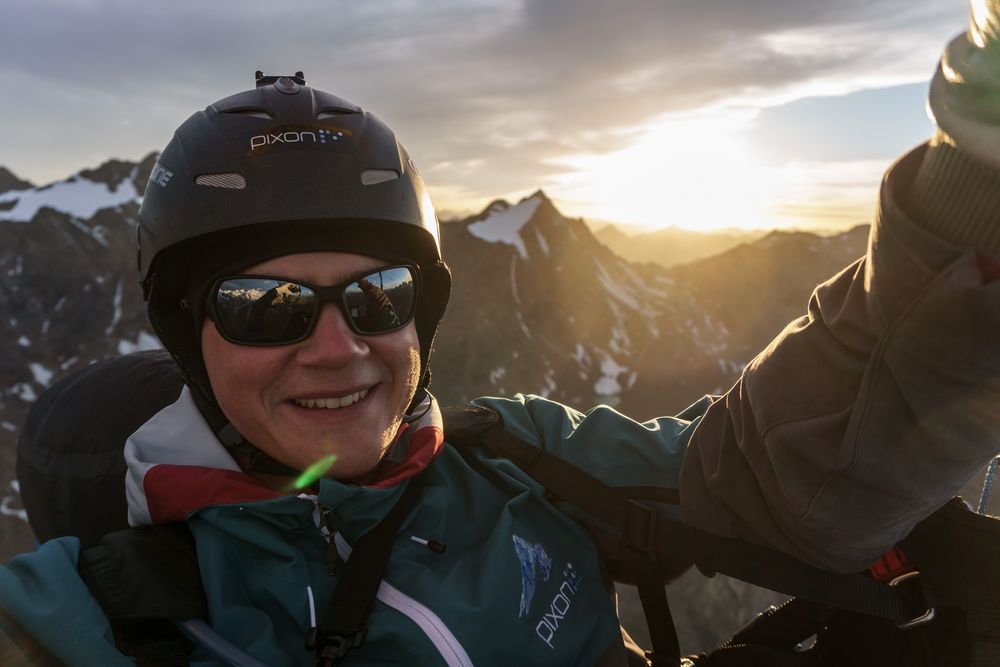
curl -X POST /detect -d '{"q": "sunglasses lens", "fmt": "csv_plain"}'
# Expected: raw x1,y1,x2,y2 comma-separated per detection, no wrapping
344,266,417,334
214,278,316,344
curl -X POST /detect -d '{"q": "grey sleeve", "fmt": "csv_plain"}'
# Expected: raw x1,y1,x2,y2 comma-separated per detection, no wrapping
679,145,1000,573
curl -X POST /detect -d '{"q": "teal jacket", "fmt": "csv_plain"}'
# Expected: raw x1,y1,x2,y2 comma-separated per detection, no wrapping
0,391,703,666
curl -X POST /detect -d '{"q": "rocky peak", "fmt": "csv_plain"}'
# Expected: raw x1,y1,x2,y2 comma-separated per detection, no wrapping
464,190,590,261
0,167,33,196
78,159,140,193
527,189,553,203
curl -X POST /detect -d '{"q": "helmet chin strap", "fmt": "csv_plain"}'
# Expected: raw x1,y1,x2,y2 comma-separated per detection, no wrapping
215,422,302,477
173,356,290,474
404,387,433,423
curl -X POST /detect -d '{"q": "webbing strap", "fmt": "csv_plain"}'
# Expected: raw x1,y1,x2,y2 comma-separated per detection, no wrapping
132,632,192,667
666,523,920,623
312,479,423,666
105,620,192,667
475,424,657,557
695,644,818,666
725,598,832,649
635,568,681,666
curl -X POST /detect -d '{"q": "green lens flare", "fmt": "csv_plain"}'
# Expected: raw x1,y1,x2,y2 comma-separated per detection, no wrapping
293,454,337,489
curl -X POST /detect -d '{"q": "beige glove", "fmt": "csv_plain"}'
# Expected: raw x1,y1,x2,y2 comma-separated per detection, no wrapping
929,0,1000,168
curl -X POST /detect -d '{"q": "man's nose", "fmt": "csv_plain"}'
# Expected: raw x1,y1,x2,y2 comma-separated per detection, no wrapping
294,303,369,365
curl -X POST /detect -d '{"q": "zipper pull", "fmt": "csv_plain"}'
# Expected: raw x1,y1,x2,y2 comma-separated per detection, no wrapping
410,535,447,554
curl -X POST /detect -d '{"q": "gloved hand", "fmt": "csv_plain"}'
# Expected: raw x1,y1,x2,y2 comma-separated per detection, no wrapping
929,0,1000,169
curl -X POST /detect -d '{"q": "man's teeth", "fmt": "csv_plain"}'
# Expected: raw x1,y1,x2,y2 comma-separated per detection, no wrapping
293,389,369,409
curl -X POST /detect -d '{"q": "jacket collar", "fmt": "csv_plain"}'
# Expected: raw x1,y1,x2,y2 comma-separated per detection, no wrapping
124,386,444,527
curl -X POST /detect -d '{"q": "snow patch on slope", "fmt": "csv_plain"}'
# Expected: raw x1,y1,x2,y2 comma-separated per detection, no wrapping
106,278,124,335
595,259,645,311
534,227,549,256
540,370,557,398
1,480,27,523
594,354,629,398
489,367,507,385
468,196,542,259
9,383,37,403
117,331,161,355
0,176,138,223
29,362,54,387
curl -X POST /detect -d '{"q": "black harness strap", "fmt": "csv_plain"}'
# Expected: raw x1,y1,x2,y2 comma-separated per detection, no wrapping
310,478,424,667
725,598,833,650
635,564,682,667
694,644,818,667
123,624,194,667
671,525,922,624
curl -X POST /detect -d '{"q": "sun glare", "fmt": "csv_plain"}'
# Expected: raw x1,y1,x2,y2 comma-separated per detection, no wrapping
549,111,783,232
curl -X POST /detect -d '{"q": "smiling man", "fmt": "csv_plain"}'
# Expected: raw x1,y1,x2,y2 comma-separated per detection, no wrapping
201,254,422,479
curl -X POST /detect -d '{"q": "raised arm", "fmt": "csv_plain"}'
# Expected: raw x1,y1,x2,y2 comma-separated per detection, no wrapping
679,2,1000,573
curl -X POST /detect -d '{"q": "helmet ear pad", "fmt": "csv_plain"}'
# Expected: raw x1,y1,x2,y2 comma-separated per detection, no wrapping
145,272,226,433
415,260,452,389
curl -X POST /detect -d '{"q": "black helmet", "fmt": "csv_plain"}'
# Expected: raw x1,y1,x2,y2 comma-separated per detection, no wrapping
138,72,451,453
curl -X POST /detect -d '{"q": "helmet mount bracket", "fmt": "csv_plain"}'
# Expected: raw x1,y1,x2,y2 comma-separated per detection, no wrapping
254,71,306,88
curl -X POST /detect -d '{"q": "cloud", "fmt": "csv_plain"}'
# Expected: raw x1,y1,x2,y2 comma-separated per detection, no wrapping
0,0,969,208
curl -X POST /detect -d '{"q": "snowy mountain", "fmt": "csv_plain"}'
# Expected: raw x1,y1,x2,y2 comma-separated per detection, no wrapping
433,191,869,421
0,156,875,652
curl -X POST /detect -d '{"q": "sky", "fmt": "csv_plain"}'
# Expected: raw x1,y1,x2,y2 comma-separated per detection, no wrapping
0,0,973,232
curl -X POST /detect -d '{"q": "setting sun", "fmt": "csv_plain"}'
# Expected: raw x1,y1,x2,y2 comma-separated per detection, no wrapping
549,111,780,231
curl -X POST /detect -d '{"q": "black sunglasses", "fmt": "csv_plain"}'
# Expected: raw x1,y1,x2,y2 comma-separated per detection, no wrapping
206,265,419,346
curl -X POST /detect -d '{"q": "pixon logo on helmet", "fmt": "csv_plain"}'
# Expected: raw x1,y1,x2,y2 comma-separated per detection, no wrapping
248,125,351,154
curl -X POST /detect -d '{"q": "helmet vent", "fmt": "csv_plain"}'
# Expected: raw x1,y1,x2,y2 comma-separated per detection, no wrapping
195,173,247,189
317,109,357,119
221,108,274,120
361,169,400,186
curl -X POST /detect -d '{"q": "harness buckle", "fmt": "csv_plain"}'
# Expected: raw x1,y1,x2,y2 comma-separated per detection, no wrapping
889,570,935,629
314,630,366,666
622,500,658,560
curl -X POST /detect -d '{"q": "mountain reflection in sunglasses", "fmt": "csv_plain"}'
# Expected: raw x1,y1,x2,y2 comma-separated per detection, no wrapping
208,265,419,346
